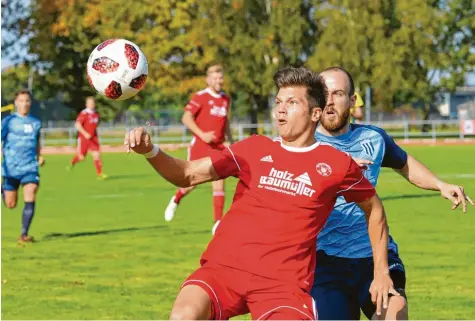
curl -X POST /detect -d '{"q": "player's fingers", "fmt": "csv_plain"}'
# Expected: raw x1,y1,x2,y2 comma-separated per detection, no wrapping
124,131,130,153
383,290,388,310
466,195,475,206
355,158,373,164
144,131,151,146
133,127,143,147
451,186,467,213
446,192,459,210
454,186,467,213
389,287,400,296
370,287,377,304
376,291,382,316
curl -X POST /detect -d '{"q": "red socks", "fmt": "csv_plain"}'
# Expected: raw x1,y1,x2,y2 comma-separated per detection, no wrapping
174,188,186,204
71,155,81,165
213,192,225,222
94,160,103,175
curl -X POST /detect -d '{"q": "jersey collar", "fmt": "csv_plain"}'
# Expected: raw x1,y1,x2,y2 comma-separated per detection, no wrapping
12,112,29,118
83,108,96,114
205,87,222,99
279,140,321,153
316,124,354,141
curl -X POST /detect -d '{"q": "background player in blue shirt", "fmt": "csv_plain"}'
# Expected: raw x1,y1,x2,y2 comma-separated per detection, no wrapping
312,67,474,320
2,89,44,244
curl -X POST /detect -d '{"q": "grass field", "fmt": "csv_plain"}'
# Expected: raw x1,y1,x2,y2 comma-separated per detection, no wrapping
2,145,475,320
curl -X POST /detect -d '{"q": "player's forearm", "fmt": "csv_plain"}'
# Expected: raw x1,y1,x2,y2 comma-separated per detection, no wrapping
182,113,205,140
359,195,390,274
394,154,444,191
146,150,217,187
75,122,89,137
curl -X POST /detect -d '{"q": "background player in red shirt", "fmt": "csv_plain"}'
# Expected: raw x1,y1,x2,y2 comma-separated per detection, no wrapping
68,97,107,179
164,64,234,233
125,67,396,320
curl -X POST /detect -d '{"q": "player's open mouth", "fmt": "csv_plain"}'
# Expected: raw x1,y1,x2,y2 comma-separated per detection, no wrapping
277,119,287,125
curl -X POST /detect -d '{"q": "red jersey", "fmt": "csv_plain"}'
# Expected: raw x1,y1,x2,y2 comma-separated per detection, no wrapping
184,88,230,145
76,108,100,139
204,135,375,291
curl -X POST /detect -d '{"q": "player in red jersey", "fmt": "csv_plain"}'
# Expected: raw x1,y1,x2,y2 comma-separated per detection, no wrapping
164,64,234,233
125,67,396,320
68,97,107,179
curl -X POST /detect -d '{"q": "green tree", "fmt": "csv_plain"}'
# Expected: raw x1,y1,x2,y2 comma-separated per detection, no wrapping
309,0,475,113
1,64,55,104
196,0,316,127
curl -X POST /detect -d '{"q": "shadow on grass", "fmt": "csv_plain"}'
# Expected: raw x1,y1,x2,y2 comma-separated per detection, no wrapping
42,225,213,241
42,225,168,240
381,193,439,202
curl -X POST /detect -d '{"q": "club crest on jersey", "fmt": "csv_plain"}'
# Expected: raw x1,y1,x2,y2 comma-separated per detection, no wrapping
360,139,374,156
316,163,332,177
210,105,227,117
258,168,316,197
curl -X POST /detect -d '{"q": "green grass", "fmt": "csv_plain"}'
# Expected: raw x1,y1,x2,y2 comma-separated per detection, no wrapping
2,145,475,320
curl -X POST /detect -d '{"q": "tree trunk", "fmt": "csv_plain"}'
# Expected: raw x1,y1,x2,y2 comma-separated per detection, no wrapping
421,102,432,133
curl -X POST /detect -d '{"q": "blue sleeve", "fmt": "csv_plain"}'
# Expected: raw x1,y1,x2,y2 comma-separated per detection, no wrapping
1,116,12,143
370,126,408,169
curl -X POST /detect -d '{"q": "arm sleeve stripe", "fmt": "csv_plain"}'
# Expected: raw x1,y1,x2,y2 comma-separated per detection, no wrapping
227,146,241,171
336,174,364,194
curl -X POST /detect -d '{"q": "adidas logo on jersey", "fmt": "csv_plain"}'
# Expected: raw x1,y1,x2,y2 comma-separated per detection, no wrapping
258,168,316,197
260,155,274,162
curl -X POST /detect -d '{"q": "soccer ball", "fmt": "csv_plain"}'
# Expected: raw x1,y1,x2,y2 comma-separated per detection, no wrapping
87,39,148,100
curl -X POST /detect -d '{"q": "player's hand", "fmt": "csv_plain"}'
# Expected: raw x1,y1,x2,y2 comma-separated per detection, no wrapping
124,127,153,154
438,182,474,213
201,131,217,144
38,156,45,166
84,133,92,140
352,157,373,169
369,271,400,316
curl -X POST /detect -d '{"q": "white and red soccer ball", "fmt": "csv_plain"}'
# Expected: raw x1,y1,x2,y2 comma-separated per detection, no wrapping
87,39,148,100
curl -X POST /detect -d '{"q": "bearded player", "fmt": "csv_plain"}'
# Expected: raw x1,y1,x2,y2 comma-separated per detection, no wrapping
311,66,474,320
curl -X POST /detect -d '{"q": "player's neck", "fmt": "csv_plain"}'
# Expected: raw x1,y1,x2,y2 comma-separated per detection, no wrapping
207,87,220,96
281,132,317,148
317,122,351,137
17,111,29,117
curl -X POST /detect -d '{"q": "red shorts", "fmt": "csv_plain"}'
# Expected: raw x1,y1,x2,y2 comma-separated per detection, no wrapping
188,138,226,161
77,136,100,156
182,261,317,320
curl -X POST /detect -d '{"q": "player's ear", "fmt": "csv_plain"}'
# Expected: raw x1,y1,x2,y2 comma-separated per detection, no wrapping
311,107,322,123
349,94,356,108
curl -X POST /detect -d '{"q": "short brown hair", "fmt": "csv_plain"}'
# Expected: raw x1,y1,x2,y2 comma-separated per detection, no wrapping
273,67,327,109
15,89,31,99
206,64,223,76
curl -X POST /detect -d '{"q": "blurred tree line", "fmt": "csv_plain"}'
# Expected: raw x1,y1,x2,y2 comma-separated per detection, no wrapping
2,0,474,122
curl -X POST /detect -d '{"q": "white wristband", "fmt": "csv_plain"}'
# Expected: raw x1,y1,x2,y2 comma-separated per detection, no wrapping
143,144,160,159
